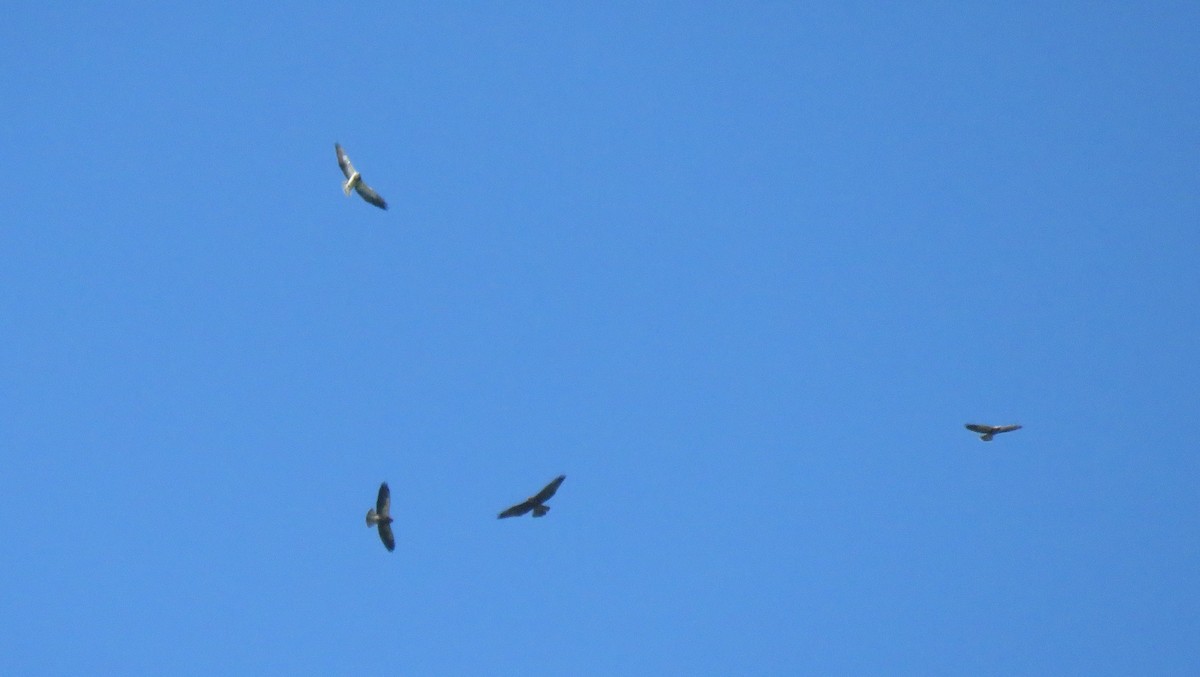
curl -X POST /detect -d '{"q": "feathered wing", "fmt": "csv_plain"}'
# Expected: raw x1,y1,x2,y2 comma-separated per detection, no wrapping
377,521,396,551
965,424,995,435
498,500,534,519
376,483,391,518
531,475,566,504
994,424,1022,434
354,180,388,210
335,143,356,179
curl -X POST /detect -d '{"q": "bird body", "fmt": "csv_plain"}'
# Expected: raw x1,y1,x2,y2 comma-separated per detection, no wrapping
365,508,391,527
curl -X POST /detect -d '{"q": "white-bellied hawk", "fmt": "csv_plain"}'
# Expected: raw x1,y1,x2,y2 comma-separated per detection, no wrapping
336,143,388,210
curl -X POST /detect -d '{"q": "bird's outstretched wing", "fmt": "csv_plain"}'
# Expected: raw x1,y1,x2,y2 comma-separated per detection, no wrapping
965,424,995,435
376,482,391,518
355,181,388,210
531,475,566,504
335,143,356,180
497,500,534,519
377,521,396,551
994,424,1022,434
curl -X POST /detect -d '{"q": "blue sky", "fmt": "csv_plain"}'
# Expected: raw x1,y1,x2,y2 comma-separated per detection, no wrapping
2,2,1198,674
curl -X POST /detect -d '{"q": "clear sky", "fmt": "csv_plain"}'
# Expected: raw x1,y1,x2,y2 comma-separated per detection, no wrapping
2,2,1198,674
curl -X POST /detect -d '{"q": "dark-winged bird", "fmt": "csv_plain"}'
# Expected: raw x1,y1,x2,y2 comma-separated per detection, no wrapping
366,482,395,551
965,423,1022,441
498,475,566,519
335,143,388,210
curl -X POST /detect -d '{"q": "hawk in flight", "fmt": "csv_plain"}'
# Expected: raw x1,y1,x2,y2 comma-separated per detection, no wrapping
366,482,395,551
498,475,566,519
335,143,388,210
965,423,1022,441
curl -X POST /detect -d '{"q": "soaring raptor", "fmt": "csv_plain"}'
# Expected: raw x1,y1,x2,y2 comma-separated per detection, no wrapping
366,482,395,551
335,143,388,210
498,475,566,519
965,423,1022,441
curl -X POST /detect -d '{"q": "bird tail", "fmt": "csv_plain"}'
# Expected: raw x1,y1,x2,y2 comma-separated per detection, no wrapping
532,505,550,517
981,433,994,441
366,508,378,526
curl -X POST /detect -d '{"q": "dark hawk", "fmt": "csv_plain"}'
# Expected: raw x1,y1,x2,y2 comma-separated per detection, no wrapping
366,482,395,551
498,475,566,519
965,423,1022,442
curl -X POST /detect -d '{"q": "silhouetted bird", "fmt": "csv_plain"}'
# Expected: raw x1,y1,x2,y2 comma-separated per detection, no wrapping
366,482,395,551
965,423,1022,441
498,475,566,519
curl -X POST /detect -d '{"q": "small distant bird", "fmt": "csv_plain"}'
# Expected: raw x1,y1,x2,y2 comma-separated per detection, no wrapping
965,423,1022,441
366,482,395,551
498,475,566,519
335,143,388,210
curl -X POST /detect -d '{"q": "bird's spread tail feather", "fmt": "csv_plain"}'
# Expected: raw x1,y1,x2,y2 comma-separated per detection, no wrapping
366,508,378,526
532,505,550,517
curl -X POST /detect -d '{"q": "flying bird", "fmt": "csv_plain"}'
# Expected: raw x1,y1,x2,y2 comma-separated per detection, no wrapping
965,423,1022,441
366,482,395,551
498,475,566,519
335,143,388,210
